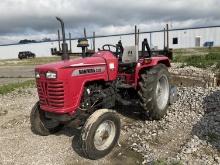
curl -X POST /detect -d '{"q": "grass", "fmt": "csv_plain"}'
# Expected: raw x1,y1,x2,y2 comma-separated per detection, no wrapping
152,159,183,165
0,56,78,66
207,132,219,143
173,47,220,56
0,80,35,95
173,48,220,69
0,57,60,66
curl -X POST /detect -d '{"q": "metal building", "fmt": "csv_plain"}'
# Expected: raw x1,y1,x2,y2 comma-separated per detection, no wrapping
93,25,220,50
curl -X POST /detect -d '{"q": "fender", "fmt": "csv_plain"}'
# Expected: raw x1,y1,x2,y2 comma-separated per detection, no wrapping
134,56,171,88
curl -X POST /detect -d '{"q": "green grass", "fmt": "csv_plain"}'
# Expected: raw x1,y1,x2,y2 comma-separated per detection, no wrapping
0,56,78,66
207,132,220,143
152,159,183,165
0,80,35,95
0,57,60,66
173,51,220,69
173,47,220,56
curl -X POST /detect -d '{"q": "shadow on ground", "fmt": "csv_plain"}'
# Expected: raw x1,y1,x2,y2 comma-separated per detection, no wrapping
52,107,143,165
116,104,146,121
192,90,220,151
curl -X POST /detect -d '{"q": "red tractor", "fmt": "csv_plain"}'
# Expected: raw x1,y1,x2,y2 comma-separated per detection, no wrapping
30,18,177,159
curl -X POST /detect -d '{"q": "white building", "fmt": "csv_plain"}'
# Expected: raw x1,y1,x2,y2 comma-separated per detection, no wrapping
0,26,220,60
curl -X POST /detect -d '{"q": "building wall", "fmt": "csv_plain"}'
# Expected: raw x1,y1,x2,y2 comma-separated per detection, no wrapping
168,27,220,49
0,27,220,59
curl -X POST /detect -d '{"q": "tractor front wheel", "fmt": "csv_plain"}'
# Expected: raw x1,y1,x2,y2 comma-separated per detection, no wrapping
30,102,63,136
80,109,121,160
138,64,170,120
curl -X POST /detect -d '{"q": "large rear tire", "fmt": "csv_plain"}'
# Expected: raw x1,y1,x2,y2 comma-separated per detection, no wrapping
80,109,121,160
138,64,170,120
30,102,63,136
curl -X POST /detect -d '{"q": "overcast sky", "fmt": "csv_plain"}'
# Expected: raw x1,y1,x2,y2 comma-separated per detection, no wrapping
0,0,220,44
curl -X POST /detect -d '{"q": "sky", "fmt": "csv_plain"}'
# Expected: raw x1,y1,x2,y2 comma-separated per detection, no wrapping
0,0,220,44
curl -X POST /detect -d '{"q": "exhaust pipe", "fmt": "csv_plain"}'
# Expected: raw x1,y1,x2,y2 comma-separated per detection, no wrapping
58,30,61,52
142,39,152,58
56,17,69,60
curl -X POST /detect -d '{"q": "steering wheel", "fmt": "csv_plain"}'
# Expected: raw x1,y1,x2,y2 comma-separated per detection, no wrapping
101,43,124,60
102,44,117,52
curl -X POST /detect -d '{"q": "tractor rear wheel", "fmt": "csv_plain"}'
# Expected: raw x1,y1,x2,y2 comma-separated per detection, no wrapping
138,64,170,120
80,109,121,160
30,102,63,136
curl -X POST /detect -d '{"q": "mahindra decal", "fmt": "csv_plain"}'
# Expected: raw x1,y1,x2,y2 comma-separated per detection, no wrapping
72,66,106,76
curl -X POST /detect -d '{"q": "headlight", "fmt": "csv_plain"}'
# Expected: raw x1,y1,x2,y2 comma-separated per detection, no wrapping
46,71,57,79
35,71,40,79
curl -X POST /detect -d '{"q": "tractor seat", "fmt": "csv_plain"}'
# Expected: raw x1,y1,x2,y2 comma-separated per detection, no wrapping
121,45,138,64
118,46,138,73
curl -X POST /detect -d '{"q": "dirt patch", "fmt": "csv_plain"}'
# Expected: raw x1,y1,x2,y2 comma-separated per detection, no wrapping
109,145,143,165
171,75,207,87
0,88,143,165
0,65,34,78
0,65,34,85
1,115,29,129
0,109,8,116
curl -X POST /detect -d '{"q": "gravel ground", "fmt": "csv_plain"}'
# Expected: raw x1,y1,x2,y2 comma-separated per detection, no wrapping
125,87,220,164
0,88,142,165
1,86,220,165
169,63,217,87
169,63,215,77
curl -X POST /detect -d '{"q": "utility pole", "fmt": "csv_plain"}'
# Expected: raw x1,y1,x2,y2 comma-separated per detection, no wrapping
93,32,96,51
166,24,169,49
69,33,72,53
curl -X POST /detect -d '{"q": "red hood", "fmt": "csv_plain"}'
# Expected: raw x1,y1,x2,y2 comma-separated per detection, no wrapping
36,56,106,71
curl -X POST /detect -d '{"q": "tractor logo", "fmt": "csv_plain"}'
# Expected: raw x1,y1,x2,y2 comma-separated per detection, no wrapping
72,66,106,76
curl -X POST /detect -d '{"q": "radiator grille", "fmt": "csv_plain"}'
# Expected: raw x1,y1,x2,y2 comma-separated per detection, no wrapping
37,81,64,108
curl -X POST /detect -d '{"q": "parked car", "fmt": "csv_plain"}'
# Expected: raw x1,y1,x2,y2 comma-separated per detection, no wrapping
18,51,36,59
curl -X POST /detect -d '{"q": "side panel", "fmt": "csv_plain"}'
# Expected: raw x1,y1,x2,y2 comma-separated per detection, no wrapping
93,51,118,81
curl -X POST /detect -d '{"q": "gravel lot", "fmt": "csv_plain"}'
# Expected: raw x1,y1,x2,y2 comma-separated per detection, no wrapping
126,87,220,164
0,88,142,165
1,85,220,164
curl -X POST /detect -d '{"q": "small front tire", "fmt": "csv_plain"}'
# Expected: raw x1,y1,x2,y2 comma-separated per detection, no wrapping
30,102,63,136
80,109,121,160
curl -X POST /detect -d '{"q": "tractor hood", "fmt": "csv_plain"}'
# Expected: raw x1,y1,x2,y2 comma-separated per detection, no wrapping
36,56,106,71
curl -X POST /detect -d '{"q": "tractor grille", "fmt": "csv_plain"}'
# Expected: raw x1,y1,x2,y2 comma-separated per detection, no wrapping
37,81,64,108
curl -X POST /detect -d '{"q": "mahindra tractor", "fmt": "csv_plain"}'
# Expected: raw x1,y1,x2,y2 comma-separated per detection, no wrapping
30,18,177,159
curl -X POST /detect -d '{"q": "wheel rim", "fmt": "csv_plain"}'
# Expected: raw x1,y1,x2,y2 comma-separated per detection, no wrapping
156,75,169,110
94,120,116,151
